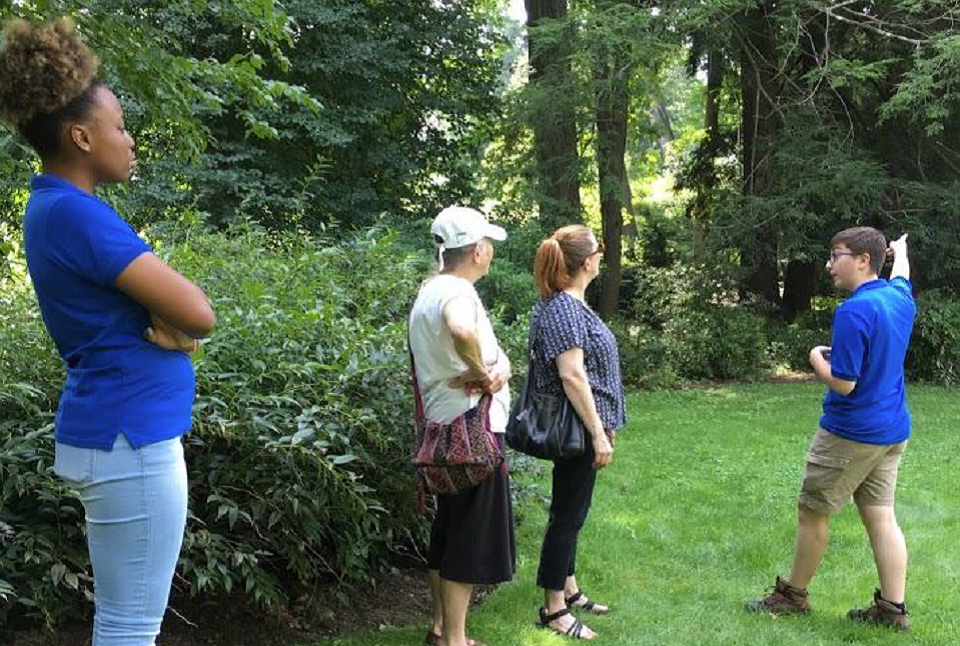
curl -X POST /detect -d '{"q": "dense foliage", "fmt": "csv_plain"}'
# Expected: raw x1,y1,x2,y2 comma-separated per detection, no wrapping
2,0,959,632
0,0,508,233
1,226,433,625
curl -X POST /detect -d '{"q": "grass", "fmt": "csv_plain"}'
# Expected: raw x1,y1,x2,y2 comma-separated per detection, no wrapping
308,383,960,646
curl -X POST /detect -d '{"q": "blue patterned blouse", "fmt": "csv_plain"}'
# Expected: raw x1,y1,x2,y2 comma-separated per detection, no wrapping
529,292,626,432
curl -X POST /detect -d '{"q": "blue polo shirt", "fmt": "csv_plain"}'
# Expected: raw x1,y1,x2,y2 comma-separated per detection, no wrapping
23,175,196,450
820,277,915,445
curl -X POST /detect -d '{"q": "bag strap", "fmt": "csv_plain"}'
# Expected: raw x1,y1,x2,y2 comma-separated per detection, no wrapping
525,303,546,384
528,304,542,361
526,294,586,396
407,316,427,428
407,316,431,513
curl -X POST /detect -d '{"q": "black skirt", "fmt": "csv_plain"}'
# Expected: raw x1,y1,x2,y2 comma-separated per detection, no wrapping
426,435,516,584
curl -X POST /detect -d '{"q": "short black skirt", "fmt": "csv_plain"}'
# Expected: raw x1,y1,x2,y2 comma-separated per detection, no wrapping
426,436,515,584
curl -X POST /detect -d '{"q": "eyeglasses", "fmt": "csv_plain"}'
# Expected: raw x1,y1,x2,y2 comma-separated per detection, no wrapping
828,250,857,264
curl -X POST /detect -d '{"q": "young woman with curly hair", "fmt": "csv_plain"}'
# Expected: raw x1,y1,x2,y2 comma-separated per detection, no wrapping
0,18,215,645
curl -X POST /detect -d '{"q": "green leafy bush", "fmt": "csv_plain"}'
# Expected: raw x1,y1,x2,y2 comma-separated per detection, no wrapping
475,220,543,325
770,289,960,384
607,319,680,389
628,263,769,381
1,285,88,627
663,306,769,381
1,224,435,625
768,315,830,372
164,225,432,604
908,290,960,384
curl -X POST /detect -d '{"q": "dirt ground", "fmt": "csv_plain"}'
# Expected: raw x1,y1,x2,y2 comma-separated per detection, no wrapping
2,567,448,646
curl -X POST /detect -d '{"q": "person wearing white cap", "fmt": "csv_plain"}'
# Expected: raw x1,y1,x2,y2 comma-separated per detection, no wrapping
408,206,515,646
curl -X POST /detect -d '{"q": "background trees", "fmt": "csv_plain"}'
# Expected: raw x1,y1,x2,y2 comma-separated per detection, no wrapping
1,0,958,629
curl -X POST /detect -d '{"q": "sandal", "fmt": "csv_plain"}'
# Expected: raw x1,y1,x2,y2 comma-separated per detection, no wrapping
536,606,592,640
425,631,485,646
565,590,610,615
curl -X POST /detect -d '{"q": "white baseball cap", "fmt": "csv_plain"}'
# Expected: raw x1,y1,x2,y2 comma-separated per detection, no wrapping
431,206,507,249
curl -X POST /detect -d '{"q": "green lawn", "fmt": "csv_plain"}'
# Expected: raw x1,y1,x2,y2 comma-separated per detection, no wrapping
311,383,960,646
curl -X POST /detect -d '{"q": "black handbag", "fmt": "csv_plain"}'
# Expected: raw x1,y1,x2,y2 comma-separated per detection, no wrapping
505,309,587,460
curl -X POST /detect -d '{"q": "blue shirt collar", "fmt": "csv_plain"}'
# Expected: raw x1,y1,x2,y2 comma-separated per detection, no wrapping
852,278,884,296
31,174,90,196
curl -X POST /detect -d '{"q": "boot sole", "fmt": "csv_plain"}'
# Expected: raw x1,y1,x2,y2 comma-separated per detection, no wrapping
847,614,909,631
745,602,811,615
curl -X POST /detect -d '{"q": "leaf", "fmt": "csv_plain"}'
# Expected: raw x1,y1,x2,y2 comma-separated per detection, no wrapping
50,563,66,586
0,578,16,600
292,428,315,444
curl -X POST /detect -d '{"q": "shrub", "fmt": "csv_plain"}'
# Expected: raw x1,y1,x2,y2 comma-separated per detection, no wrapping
908,290,960,384
628,263,769,381
1,224,437,625
481,260,538,326
475,219,543,325
768,319,830,372
662,305,769,381
1,284,88,627
165,225,432,604
607,319,680,389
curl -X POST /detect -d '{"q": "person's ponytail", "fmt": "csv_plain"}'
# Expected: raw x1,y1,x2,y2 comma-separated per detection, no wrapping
535,237,570,297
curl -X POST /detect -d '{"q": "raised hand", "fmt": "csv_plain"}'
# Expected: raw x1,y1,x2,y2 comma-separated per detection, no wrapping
886,233,908,260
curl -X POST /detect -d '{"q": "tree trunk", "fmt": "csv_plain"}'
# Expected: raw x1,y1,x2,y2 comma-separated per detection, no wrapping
652,102,675,168
595,56,630,320
689,49,725,258
737,2,780,304
705,50,723,139
525,0,581,227
782,260,817,322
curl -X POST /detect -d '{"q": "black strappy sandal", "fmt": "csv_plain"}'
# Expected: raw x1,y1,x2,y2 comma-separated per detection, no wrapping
537,606,591,640
565,590,610,615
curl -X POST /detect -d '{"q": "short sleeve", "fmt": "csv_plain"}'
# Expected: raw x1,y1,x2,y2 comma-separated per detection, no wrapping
888,277,914,300
830,306,870,382
537,295,586,362
47,195,151,287
436,279,481,321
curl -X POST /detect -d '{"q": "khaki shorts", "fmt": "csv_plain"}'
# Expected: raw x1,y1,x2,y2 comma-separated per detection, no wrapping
799,429,907,516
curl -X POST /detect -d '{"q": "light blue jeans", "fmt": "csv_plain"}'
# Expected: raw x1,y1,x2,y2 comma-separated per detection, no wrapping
54,434,188,646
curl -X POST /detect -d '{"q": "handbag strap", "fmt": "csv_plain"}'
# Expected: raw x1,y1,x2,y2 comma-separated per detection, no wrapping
406,313,427,425
525,294,586,395
528,304,542,361
525,302,547,384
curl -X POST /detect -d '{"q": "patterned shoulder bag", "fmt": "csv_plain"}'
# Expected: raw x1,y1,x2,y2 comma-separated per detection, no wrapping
408,334,504,509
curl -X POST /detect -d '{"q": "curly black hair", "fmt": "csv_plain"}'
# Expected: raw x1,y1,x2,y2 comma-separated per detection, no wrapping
0,17,103,158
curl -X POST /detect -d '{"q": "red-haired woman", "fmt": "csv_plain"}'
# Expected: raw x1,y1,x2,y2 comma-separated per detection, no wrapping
529,225,625,640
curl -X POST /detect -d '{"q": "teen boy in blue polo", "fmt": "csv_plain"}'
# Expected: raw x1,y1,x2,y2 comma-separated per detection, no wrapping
747,228,915,631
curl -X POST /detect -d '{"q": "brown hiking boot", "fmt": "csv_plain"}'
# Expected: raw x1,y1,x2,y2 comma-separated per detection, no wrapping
848,589,910,631
745,576,811,615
